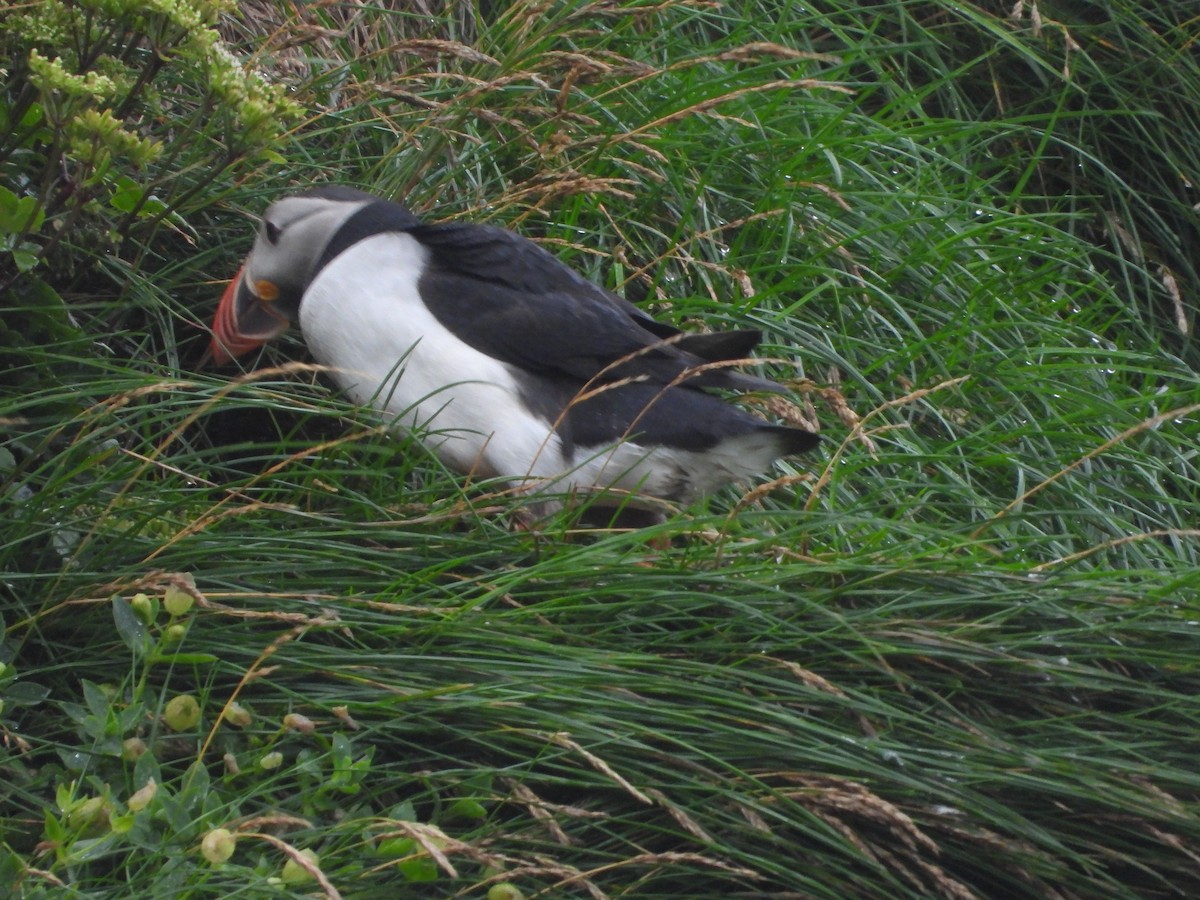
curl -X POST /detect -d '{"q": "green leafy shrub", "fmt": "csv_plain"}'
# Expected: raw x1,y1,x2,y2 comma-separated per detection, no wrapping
0,0,300,375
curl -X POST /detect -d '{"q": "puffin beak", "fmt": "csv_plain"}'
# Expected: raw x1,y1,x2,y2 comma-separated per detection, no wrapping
209,264,290,365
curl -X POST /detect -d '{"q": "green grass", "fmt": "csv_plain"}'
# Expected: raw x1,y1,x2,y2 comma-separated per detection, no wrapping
3,0,1199,896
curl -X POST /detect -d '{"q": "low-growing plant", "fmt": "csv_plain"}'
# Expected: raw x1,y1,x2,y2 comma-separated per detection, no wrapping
4,572,506,894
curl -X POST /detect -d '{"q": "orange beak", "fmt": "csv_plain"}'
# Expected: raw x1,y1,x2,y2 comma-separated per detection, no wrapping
210,264,289,365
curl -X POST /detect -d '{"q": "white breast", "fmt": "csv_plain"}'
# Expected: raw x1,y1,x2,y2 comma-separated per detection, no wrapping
298,233,568,483
296,232,734,505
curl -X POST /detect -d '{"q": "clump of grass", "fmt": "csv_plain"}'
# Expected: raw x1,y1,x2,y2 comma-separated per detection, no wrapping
3,1,1200,897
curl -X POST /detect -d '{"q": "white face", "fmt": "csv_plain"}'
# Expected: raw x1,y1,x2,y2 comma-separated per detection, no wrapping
243,195,372,318
210,193,376,363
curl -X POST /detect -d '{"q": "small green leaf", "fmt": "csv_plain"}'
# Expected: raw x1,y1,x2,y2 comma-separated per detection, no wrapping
82,680,113,722
57,748,89,772
330,732,373,794
181,760,210,801
0,186,20,230
18,101,45,131
4,681,51,706
108,176,140,213
156,793,191,833
44,808,68,844
133,747,161,786
396,852,439,882
112,597,150,659
0,186,45,234
66,834,120,863
446,797,488,822
389,800,418,821
10,247,40,272
109,176,171,218
376,837,416,858
55,782,75,812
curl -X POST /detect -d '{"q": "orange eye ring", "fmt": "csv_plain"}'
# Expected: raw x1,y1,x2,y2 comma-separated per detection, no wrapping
255,279,280,302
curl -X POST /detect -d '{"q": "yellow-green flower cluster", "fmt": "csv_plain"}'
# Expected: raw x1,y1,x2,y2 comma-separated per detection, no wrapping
145,0,208,30
70,108,163,172
143,0,302,151
27,50,116,101
74,0,145,17
1,3,73,50
9,0,300,183
143,0,234,28
204,38,303,148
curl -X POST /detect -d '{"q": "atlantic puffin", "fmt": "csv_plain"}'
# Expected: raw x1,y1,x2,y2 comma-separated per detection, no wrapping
210,186,818,514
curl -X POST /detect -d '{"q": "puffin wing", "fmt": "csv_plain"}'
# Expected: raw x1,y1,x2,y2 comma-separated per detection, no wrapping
408,221,782,392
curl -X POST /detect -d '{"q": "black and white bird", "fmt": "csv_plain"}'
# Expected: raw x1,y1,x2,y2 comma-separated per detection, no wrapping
211,186,818,514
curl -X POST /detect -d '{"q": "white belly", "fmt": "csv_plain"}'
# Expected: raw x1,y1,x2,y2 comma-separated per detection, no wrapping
299,234,569,483
297,232,736,504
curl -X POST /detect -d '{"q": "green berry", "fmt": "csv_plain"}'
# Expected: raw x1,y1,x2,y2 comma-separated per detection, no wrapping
130,592,158,624
163,584,194,616
223,701,252,727
127,778,157,812
283,712,315,733
281,848,319,884
67,795,112,837
164,694,201,731
121,736,148,761
201,827,236,865
258,751,283,770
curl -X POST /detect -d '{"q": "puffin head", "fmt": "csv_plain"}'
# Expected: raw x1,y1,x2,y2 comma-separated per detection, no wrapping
210,186,375,364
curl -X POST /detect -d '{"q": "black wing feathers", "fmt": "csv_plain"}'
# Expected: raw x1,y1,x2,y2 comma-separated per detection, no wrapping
409,219,783,393
566,381,820,455
309,198,809,460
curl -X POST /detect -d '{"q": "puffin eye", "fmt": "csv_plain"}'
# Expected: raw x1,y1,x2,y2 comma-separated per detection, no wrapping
262,220,282,245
